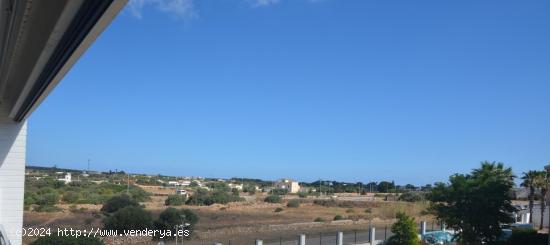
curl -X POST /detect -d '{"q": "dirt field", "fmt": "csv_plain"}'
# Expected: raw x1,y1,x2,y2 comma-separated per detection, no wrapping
23,187,432,245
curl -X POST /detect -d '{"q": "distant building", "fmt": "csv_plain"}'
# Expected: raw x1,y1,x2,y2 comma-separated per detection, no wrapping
168,181,180,186
275,179,300,193
179,180,191,186
58,173,71,184
176,189,189,198
228,183,243,190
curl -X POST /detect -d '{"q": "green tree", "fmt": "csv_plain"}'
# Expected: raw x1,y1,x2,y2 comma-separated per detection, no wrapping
378,181,395,193
429,161,515,244
521,171,542,224
533,173,550,230
386,212,420,245
103,206,153,232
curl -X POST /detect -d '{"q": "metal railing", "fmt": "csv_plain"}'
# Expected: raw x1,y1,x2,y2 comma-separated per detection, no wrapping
202,220,451,245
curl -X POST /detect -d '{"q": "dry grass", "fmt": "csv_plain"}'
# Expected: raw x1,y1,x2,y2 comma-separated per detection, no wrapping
23,188,432,245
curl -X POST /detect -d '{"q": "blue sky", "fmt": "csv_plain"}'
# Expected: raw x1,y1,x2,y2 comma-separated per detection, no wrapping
28,0,550,185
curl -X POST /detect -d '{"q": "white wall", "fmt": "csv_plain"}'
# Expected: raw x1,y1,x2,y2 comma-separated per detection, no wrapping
0,117,26,245
532,204,550,229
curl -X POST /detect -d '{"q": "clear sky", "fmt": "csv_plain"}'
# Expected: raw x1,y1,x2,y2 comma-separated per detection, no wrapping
28,0,550,185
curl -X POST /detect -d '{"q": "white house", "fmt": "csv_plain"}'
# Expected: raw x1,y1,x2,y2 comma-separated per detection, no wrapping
179,180,191,186
168,181,180,186
228,183,243,190
58,173,72,184
275,179,301,193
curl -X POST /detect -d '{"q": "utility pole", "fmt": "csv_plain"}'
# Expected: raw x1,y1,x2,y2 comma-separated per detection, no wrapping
127,173,130,195
318,178,321,197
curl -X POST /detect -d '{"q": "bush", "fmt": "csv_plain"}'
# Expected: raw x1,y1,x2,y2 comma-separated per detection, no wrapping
264,195,282,203
153,208,199,239
333,215,344,221
128,186,152,202
271,189,288,195
62,191,80,204
313,199,338,207
35,192,60,206
103,206,153,232
346,208,354,213
207,182,230,191
386,212,420,245
30,234,103,245
101,195,139,213
243,185,256,194
298,192,308,198
34,205,62,212
398,192,423,202
186,189,243,206
274,207,284,212
314,217,325,222
165,195,187,206
287,199,300,208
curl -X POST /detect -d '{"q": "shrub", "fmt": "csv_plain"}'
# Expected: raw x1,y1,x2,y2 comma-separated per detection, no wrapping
129,186,151,202
271,188,288,195
62,191,80,204
34,205,62,212
207,182,230,191
346,208,354,213
165,195,187,206
398,192,423,202
243,185,256,194
313,199,338,207
103,206,153,232
314,217,325,222
24,192,37,205
264,195,282,203
153,208,198,239
274,207,284,212
35,192,60,206
30,234,103,245
101,195,139,213
386,212,420,245
287,199,300,208
186,189,212,206
186,189,243,206
210,190,234,204
365,208,372,213
333,215,344,221
298,192,308,198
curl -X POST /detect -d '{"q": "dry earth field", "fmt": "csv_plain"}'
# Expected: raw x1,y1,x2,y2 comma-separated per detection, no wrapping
23,186,432,245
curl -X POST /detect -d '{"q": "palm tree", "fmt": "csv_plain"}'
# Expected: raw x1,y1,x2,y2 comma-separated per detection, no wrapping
534,173,550,230
522,171,542,224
